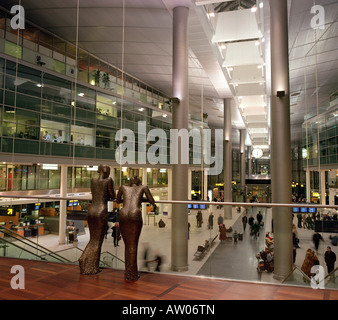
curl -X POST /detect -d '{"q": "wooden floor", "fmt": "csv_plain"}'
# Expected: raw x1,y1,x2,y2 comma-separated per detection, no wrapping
0,257,337,300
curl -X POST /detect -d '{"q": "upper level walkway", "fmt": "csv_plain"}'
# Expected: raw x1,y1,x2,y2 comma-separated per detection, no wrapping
0,257,337,300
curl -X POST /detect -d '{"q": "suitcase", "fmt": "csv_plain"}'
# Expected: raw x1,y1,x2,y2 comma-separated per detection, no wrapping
238,233,243,241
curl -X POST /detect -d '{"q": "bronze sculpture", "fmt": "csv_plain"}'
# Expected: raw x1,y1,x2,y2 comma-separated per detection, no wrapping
116,176,155,281
79,164,115,275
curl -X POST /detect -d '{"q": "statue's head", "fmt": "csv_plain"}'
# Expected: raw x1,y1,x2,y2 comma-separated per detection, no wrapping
98,164,110,177
129,176,141,186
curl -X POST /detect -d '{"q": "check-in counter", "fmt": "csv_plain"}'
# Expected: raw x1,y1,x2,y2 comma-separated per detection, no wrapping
11,223,44,237
29,223,44,236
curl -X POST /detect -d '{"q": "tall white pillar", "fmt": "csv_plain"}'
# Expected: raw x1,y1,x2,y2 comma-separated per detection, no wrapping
188,169,192,199
320,170,326,205
204,169,208,201
171,6,189,272
240,129,246,188
223,98,232,219
167,168,172,219
270,0,293,280
58,164,67,244
306,169,311,202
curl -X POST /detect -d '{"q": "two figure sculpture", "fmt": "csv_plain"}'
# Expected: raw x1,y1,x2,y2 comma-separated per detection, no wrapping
79,165,155,282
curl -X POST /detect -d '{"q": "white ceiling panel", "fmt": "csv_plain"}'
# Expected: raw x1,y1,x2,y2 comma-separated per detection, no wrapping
223,41,263,66
231,65,265,84
235,83,266,96
212,9,262,42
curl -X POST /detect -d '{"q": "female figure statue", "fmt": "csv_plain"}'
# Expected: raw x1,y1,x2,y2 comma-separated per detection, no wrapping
79,165,115,274
116,176,155,281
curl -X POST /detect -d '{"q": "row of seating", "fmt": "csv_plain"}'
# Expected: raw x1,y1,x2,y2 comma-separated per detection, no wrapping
193,234,218,260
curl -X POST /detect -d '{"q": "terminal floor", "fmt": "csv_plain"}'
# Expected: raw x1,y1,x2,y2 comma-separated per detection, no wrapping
3,207,338,300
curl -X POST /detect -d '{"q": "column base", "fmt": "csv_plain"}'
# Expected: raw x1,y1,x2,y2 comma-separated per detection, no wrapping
273,273,286,281
171,265,189,272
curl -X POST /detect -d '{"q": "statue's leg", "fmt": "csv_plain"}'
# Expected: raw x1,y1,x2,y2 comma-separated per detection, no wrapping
79,213,107,275
120,215,142,281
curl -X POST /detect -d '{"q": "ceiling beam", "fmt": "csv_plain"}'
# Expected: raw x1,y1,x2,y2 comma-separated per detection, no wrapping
194,0,232,6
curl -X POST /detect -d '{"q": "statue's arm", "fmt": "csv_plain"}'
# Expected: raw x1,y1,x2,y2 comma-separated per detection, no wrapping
116,187,123,204
108,178,116,200
144,186,155,205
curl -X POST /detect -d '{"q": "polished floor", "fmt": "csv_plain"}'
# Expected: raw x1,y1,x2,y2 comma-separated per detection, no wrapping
1,206,337,300
0,257,337,300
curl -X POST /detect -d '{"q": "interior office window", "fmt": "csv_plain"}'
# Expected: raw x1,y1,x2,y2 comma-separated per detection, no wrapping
96,93,117,116
41,117,71,143
2,106,15,136
71,122,95,146
15,108,39,140
22,24,39,49
41,99,71,118
16,93,41,112
36,166,48,190
27,165,36,189
96,126,116,149
42,73,72,105
15,65,42,97
76,90,96,111
49,169,60,189
78,50,89,83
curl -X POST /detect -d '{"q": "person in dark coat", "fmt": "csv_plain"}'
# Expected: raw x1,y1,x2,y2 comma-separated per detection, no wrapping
324,246,336,274
256,211,263,225
312,232,323,254
112,222,121,247
242,213,248,232
208,212,214,229
219,224,227,243
196,211,203,228
248,215,254,228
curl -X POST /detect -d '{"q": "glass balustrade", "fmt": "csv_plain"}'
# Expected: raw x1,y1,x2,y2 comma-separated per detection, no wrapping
0,197,336,291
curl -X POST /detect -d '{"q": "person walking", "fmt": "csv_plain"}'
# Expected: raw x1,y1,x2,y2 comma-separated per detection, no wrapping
208,212,214,229
242,213,248,232
112,222,121,247
248,214,254,229
233,230,238,244
251,221,260,240
312,232,323,254
196,210,203,228
217,214,224,231
219,224,227,244
324,246,336,274
256,211,263,226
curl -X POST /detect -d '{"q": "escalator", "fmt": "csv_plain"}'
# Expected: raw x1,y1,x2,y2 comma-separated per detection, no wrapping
0,225,124,270
0,225,73,263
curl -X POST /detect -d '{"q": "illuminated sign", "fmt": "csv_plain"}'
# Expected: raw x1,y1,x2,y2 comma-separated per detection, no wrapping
0,207,15,216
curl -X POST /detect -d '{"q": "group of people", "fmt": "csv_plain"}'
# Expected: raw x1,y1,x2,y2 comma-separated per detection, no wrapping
241,210,263,240
42,130,63,143
301,246,336,278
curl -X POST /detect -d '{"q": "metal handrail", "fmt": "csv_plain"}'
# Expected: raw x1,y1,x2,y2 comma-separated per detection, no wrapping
281,265,312,284
1,193,338,209
0,226,72,263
